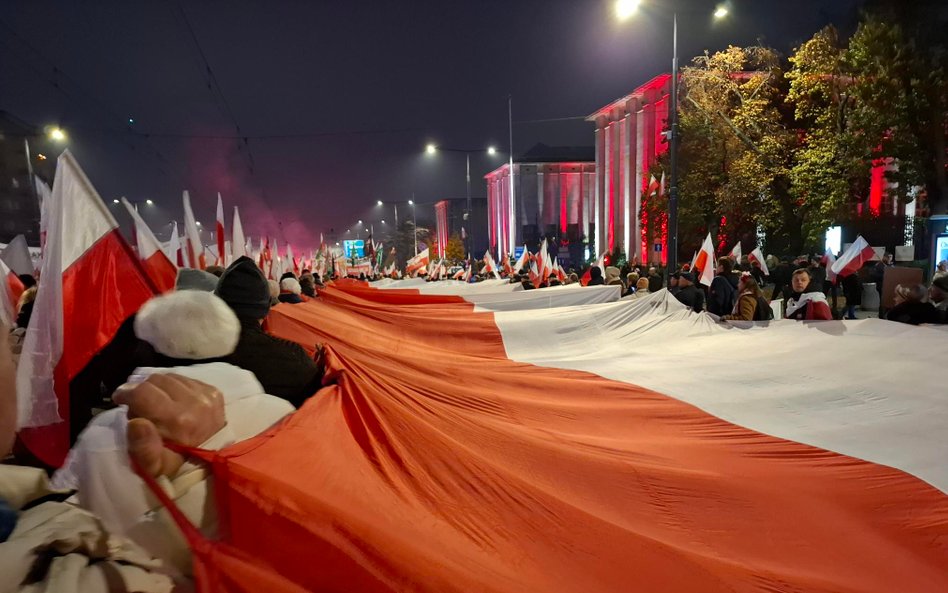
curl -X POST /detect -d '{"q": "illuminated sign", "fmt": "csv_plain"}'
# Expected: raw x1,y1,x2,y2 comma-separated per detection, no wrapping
343,240,364,259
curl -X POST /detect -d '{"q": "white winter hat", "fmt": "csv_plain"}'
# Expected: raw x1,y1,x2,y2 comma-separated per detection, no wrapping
134,290,240,360
280,277,302,295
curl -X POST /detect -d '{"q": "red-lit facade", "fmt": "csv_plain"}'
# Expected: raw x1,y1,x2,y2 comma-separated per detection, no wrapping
434,200,449,258
586,74,672,263
485,161,595,258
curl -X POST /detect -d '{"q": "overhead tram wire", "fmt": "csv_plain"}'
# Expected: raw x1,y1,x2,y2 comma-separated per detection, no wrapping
171,1,256,176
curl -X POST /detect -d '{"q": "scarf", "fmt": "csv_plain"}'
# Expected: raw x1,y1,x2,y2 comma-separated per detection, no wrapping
785,291,828,318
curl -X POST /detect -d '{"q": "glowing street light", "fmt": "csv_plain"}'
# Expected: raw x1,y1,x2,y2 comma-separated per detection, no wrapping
408,199,414,205
48,127,66,142
713,5,728,18
112,199,120,204
425,143,437,155
196,221,202,227
487,146,497,155
377,200,383,206
145,199,154,205
615,0,641,20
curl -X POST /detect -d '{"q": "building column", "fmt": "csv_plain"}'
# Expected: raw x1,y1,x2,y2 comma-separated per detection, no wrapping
594,119,606,257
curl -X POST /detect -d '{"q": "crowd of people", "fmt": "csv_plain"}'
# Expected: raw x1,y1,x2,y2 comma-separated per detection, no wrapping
3,244,947,590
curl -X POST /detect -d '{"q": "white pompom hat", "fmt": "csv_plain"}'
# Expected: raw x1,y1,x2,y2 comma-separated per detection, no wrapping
134,290,240,360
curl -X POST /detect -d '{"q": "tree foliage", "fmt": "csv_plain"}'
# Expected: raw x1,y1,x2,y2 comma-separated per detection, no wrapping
445,232,465,262
665,9,948,257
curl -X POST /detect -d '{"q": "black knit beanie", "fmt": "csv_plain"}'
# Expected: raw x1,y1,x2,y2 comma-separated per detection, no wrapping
215,256,271,320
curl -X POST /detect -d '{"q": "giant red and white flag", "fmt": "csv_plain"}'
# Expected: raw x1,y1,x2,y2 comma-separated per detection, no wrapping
748,247,770,277
17,150,156,467
182,191,205,269
216,193,226,267
232,206,247,261
693,233,715,287
831,235,875,278
0,257,24,327
230,283,948,593
121,198,176,293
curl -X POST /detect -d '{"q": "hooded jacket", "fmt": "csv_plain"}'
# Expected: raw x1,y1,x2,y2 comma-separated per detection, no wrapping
216,257,323,407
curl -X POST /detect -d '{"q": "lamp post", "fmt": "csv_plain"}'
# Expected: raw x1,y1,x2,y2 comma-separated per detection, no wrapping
615,0,728,277
424,144,500,254
376,198,418,256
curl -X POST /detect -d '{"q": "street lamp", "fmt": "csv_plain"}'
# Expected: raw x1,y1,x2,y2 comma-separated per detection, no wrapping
424,143,501,253
615,0,641,19
615,0,727,277
47,127,66,142
377,197,419,255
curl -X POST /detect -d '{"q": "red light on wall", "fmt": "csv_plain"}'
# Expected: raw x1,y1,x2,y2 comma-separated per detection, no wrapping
869,159,885,216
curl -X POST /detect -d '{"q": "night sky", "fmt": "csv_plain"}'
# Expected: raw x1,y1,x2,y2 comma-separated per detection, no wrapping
1,0,864,250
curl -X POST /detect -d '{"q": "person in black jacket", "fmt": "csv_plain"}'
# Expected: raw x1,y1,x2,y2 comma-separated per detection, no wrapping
885,284,939,326
647,267,664,293
587,267,605,286
675,272,705,313
215,257,323,408
707,257,738,315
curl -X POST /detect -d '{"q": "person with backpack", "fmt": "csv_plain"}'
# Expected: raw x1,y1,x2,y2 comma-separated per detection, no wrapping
722,273,772,321
707,257,738,315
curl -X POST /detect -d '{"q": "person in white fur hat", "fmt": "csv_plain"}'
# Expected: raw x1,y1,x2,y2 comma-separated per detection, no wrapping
51,290,296,582
278,276,304,304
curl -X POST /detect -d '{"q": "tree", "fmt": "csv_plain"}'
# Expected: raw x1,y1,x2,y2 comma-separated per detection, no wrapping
856,0,948,215
657,45,802,256
786,26,866,248
445,232,465,262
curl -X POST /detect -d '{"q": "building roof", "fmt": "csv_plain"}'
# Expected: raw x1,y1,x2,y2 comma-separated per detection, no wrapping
586,73,671,121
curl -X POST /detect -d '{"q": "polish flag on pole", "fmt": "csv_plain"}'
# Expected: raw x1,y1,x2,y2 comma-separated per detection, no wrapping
748,247,770,277
167,222,183,267
232,206,247,260
1,234,34,276
512,246,528,274
17,150,157,467
35,177,52,257
728,241,742,262
483,251,501,280
535,239,549,281
831,235,875,278
182,191,205,269
271,238,284,279
286,244,299,276
555,262,567,283
502,253,514,277
0,258,25,327
693,233,715,287
121,198,176,293
824,249,838,284
406,248,430,277
216,193,226,267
